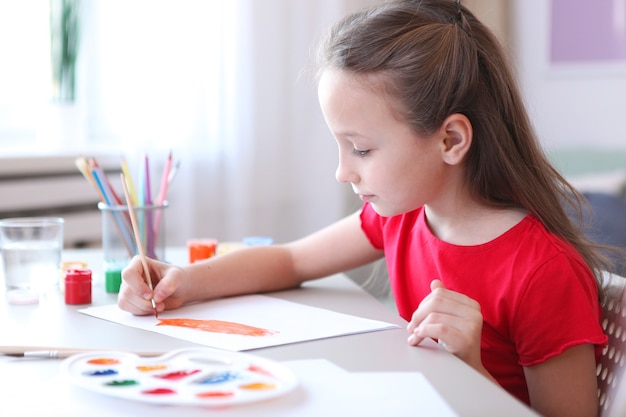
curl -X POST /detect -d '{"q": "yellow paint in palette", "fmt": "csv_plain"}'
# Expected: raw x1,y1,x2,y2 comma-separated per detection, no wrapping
239,382,278,390
60,348,298,406
136,364,167,372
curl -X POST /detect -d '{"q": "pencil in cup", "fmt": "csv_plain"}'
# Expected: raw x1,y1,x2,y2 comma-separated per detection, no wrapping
97,202,168,292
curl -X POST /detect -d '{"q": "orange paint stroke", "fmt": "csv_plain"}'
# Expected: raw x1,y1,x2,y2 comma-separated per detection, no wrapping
156,318,278,337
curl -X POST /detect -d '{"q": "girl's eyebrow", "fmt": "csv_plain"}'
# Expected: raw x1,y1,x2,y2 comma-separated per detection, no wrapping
337,130,367,140
334,129,358,137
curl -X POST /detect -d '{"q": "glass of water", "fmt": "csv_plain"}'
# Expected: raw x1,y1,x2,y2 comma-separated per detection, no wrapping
0,217,64,301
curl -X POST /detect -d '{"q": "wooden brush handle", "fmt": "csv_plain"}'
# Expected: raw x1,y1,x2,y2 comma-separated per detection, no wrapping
0,346,164,359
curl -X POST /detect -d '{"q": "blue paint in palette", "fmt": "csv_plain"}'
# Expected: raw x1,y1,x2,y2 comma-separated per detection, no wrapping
85,369,118,376
195,371,239,385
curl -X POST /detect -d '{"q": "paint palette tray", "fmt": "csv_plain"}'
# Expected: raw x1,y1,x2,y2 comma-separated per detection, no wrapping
60,347,298,406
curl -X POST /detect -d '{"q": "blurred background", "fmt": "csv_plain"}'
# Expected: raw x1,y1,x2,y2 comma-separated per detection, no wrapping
0,0,625,252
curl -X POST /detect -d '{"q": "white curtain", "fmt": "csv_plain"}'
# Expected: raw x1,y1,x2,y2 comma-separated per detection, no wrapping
81,0,372,246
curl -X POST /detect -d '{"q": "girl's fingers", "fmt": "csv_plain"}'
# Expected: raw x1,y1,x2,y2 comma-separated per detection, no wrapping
408,313,473,348
430,279,445,291
118,281,156,316
408,282,480,329
119,256,170,315
407,279,482,351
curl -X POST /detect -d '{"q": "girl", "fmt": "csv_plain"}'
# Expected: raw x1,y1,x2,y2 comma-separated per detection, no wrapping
118,1,609,416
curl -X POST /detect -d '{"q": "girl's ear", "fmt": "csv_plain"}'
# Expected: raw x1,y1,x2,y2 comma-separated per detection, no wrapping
439,113,472,166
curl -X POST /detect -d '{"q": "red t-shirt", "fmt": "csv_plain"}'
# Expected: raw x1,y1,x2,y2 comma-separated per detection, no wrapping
360,203,607,404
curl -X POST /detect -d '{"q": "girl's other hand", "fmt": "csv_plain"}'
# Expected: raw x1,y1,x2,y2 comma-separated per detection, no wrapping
407,279,484,371
117,255,187,315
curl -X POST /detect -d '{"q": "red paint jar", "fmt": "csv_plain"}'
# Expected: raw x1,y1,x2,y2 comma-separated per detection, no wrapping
65,269,92,305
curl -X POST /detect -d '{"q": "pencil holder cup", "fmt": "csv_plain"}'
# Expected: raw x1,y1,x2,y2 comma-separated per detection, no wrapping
98,202,168,293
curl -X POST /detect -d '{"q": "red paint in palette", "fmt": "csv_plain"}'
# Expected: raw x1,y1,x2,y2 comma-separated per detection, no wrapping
142,388,176,395
248,364,276,378
155,369,201,381
197,391,235,398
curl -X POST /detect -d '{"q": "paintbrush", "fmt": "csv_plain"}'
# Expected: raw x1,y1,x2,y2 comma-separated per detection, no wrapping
0,346,164,359
120,173,159,319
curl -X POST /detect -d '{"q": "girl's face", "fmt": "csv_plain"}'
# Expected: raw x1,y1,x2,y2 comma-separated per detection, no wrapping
318,69,451,217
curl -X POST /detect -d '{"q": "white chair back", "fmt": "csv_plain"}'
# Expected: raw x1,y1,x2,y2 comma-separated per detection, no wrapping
598,272,626,417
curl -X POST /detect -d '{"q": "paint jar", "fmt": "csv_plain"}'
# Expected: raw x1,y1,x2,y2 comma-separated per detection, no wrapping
64,269,92,305
60,260,88,293
216,241,247,255
242,236,274,246
98,202,168,293
187,239,218,264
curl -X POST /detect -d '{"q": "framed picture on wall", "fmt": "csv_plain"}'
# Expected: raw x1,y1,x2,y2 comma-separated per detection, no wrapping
550,0,626,75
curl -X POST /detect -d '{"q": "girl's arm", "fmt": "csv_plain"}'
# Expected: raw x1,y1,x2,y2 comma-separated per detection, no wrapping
407,280,599,417
524,344,599,417
118,211,383,315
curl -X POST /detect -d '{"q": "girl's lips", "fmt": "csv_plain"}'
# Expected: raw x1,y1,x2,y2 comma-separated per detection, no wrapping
358,194,375,202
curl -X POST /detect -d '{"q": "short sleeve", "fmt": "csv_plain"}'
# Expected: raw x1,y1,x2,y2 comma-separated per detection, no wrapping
360,203,384,250
513,254,607,366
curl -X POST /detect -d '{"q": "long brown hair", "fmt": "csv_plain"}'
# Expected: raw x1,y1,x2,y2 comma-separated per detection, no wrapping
317,0,612,280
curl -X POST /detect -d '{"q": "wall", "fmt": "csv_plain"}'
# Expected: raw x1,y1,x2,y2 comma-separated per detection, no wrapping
0,153,121,248
465,0,510,46
512,0,626,176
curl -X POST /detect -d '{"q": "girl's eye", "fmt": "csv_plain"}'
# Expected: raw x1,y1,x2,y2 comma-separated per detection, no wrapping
352,148,370,157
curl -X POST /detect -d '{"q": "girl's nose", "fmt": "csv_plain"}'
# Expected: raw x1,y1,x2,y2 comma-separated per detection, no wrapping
335,156,358,184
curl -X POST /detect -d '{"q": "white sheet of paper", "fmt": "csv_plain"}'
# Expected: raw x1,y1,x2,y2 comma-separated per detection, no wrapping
79,294,399,351
277,360,460,417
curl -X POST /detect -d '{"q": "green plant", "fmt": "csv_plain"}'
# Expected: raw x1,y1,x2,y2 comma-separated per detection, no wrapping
50,0,80,102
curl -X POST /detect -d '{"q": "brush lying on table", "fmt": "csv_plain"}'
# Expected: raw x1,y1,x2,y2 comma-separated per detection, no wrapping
0,346,164,359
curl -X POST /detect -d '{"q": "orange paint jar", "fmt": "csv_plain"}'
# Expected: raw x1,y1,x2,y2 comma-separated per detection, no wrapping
187,239,218,264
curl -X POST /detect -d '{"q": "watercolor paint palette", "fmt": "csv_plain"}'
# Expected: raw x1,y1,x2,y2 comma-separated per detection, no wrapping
60,348,298,406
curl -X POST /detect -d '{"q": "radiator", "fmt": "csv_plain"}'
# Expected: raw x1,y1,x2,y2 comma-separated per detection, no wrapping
0,154,122,248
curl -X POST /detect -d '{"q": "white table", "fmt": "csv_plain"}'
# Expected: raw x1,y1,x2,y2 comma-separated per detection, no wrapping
0,248,538,416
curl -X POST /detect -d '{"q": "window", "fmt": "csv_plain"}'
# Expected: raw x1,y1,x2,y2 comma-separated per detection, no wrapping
0,1,51,151
0,0,232,154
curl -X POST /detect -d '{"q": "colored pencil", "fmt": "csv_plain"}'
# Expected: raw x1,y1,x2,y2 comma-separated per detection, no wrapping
153,151,172,244
91,167,134,257
143,154,156,258
167,159,180,185
120,156,138,206
90,157,123,205
74,156,99,194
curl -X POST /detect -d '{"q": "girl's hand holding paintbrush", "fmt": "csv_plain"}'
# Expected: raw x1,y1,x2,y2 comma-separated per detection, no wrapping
120,254,237,315
119,243,300,316
119,257,189,315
